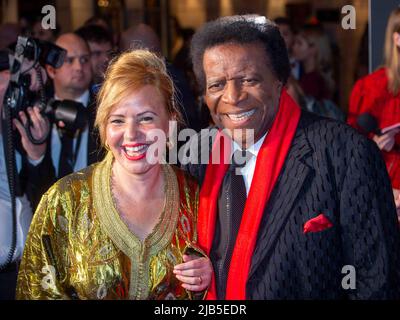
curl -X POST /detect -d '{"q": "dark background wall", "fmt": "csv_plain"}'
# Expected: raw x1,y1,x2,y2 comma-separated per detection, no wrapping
370,0,400,71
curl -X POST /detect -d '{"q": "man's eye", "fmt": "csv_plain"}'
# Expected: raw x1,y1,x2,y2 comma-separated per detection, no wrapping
80,57,90,64
208,82,224,91
66,58,74,64
242,78,257,85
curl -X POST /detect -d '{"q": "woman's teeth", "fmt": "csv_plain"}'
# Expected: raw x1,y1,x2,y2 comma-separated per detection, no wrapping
227,109,256,122
124,145,148,155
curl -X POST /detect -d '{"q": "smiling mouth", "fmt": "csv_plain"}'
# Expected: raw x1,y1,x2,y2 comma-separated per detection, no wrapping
122,143,150,160
226,109,256,123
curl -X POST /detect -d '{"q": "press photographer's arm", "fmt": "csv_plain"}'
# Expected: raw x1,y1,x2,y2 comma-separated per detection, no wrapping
0,53,55,210
10,62,49,161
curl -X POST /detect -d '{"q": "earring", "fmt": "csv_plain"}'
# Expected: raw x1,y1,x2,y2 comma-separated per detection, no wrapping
166,137,173,149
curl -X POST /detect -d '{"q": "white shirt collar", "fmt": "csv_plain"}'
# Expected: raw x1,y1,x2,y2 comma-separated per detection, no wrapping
55,89,90,107
231,131,268,158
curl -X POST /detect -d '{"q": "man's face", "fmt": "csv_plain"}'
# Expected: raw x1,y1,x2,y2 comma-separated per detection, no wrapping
88,41,113,84
48,35,92,98
203,42,282,147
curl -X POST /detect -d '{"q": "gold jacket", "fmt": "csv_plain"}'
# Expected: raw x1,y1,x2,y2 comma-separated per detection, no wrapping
16,153,203,300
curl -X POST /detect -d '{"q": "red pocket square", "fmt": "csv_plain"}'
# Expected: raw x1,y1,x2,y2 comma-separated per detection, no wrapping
303,214,333,234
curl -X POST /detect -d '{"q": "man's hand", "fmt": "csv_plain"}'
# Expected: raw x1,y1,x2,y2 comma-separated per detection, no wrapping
372,129,400,151
13,106,49,161
173,254,213,292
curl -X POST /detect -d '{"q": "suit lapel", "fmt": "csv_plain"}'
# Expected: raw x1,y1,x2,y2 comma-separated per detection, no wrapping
248,128,313,279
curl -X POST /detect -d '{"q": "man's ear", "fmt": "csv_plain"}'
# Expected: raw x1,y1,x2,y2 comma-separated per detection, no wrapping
276,80,283,92
46,64,55,80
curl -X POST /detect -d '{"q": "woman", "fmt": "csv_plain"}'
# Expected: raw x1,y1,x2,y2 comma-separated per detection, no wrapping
16,50,212,299
348,8,400,221
292,25,335,101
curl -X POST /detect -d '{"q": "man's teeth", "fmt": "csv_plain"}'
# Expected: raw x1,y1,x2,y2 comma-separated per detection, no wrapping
227,109,255,122
125,145,148,155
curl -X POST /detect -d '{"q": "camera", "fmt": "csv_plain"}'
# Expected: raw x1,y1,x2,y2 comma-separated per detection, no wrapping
4,36,89,144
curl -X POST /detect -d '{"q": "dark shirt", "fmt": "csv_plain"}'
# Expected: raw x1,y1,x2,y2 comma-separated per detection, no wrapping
299,71,330,101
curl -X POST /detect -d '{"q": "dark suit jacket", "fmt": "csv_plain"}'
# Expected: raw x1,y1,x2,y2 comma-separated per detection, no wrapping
182,111,400,299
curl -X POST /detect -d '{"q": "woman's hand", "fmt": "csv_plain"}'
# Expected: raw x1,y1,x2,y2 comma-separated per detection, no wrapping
372,129,400,151
173,254,213,292
13,106,49,161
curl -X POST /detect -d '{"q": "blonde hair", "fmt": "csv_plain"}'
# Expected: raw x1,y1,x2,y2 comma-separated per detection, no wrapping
95,50,182,147
384,8,400,95
298,27,335,94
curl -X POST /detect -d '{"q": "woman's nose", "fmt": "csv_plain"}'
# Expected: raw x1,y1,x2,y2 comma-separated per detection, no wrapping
125,122,139,141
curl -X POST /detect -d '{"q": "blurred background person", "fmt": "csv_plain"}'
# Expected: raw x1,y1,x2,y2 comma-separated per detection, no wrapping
120,23,202,132
275,17,302,80
0,23,21,50
348,7,400,222
293,25,335,102
31,16,60,42
84,15,118,50
292,24,344,121
75,24,114,88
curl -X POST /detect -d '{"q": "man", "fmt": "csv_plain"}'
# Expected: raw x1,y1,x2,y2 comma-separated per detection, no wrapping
274,17,301,80
0,50,51,299
42,33,102,183
183,15,400,299
75,25,113,86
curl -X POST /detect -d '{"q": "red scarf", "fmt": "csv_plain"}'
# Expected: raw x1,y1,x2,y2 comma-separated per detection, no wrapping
198,90,301,300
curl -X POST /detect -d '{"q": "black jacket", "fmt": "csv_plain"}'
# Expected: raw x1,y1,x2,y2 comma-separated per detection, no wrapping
183,111,400,299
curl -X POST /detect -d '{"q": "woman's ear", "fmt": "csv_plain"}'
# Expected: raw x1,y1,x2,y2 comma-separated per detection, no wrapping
393,32,400,48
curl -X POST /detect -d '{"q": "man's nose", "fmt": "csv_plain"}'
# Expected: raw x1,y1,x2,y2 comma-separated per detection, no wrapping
72,58,84,71
221,80,247,105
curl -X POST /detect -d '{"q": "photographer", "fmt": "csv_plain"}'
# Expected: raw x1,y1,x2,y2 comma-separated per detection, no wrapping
41,33,103,183
0,50,53,300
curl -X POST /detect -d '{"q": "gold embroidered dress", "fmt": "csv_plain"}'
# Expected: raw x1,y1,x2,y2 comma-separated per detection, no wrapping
16,153,202,300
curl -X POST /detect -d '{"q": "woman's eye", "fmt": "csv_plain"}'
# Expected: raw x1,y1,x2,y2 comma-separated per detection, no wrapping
110,119,123,124
140,116,154,123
